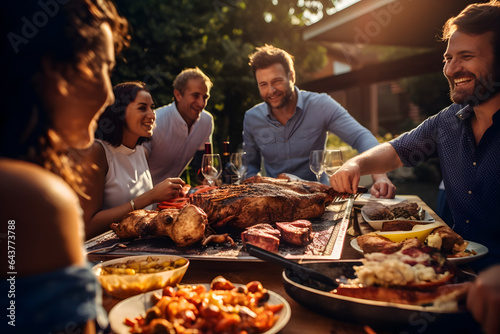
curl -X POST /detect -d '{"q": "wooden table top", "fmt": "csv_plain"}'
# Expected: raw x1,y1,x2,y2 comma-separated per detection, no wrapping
97,195,452,334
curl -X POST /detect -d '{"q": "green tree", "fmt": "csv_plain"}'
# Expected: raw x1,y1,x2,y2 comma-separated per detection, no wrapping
113,0,334,183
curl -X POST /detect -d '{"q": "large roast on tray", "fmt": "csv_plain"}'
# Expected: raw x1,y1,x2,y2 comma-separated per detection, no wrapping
110,175,337,247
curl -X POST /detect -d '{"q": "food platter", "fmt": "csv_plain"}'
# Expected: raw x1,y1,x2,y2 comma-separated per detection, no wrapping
350,239,488,265
108,284,291,334
282,261,482,333
85,201,353,261
361,209,435,230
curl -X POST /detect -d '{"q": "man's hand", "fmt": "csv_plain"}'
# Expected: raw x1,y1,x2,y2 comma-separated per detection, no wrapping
370,174,396,198
329,161,361,194
467,265,500,334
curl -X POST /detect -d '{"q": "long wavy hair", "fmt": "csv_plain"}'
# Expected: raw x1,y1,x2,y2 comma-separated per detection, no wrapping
0,0,130,193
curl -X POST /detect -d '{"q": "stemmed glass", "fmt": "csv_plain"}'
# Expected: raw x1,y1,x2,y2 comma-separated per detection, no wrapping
309,150,325,182
230,152,248,184
202,154,222,186
322,150,344,177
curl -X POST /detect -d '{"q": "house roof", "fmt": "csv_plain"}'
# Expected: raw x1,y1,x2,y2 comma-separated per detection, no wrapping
303,0,481,47
300,0,482,91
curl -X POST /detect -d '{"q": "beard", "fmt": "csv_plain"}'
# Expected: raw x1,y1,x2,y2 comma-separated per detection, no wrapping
264,85,294,110
448,67,500,106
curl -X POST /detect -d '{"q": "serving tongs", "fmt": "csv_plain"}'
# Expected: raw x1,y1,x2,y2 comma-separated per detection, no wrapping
86,241,129,255
245,244,338,288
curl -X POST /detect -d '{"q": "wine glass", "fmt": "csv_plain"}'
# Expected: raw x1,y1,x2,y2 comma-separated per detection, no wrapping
309,150,325,182
323,150,344,177
202,154,222,186
230,152,248,184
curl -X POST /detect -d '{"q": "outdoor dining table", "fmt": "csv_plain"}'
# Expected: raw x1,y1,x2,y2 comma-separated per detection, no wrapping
89,195,470,334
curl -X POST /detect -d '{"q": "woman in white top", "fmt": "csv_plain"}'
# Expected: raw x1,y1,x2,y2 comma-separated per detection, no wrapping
80,81,185,239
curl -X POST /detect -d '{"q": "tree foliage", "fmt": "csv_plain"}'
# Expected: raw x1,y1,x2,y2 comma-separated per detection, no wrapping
113,0,334,154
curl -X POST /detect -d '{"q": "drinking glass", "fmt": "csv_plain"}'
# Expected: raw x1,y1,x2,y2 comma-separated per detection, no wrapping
202,154,222,186
309,150,325,182
322,150,344,177
230,152,248,184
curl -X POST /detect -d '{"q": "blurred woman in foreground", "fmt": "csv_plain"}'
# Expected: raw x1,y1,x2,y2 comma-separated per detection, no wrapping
80,81,185,239
0,1,129,333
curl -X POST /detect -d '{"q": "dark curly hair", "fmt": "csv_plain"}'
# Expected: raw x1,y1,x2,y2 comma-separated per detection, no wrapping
0,0,129,192
96,81,153,147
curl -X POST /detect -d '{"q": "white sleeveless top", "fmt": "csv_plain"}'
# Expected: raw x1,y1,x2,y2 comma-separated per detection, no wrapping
97,140,154,210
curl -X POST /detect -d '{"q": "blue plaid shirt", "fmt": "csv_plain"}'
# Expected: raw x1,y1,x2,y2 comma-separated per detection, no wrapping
391,103,500,271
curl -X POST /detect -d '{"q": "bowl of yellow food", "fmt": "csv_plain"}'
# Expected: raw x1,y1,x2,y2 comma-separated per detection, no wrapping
92,255,189,299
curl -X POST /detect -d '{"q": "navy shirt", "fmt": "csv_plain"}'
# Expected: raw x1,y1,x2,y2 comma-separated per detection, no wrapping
391,103,500,271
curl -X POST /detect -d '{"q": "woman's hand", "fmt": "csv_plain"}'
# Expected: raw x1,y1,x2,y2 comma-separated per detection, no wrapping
152,177,186,202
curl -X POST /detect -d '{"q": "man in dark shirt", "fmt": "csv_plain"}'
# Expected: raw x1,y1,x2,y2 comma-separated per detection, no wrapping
330,2,500,333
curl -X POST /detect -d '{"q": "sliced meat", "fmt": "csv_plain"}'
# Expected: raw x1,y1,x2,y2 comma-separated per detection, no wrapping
241,223,281,253
382,220,417,231
362,202,395,220
276,220,312,246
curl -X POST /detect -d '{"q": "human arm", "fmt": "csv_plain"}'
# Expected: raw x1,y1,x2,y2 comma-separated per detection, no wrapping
0,160,96,333
329,143,403,194
242,115,262,179
79,142,186,239
466,265,500,334
321,95,396,197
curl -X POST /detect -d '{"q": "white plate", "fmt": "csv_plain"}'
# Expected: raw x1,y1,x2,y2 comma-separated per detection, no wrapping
361,206,435,230
350,239,488,265
109,283,292,334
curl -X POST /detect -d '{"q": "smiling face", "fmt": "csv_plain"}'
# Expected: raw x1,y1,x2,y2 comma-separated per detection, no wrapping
443,30,497,106
255,63,295,111
122,90,155,146
174,78,210,128
48,23,116,149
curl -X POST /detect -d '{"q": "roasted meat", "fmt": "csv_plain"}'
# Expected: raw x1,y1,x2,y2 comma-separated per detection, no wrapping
111,205,208,247
110,209,157,239
191,183,334,229
243,175,333,195
276,220,312,246
334,283,471,305
426,226,468,253
356,233,424,254
241,223,281,252
362,200,423,221
356,233,403,254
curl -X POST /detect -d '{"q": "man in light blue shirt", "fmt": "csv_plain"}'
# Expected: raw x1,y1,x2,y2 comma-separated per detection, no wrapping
243,45,395,198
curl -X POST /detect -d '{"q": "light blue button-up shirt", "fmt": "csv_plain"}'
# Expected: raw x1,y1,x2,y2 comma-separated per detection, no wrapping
243,87,379,182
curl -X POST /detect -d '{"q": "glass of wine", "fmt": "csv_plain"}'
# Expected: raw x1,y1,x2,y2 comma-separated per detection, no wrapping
323,150,344,178
309,150,325,182
201,154,222,186
230,152,248,184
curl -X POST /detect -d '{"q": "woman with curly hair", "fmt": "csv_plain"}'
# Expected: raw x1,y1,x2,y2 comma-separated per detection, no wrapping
0,1,129,333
